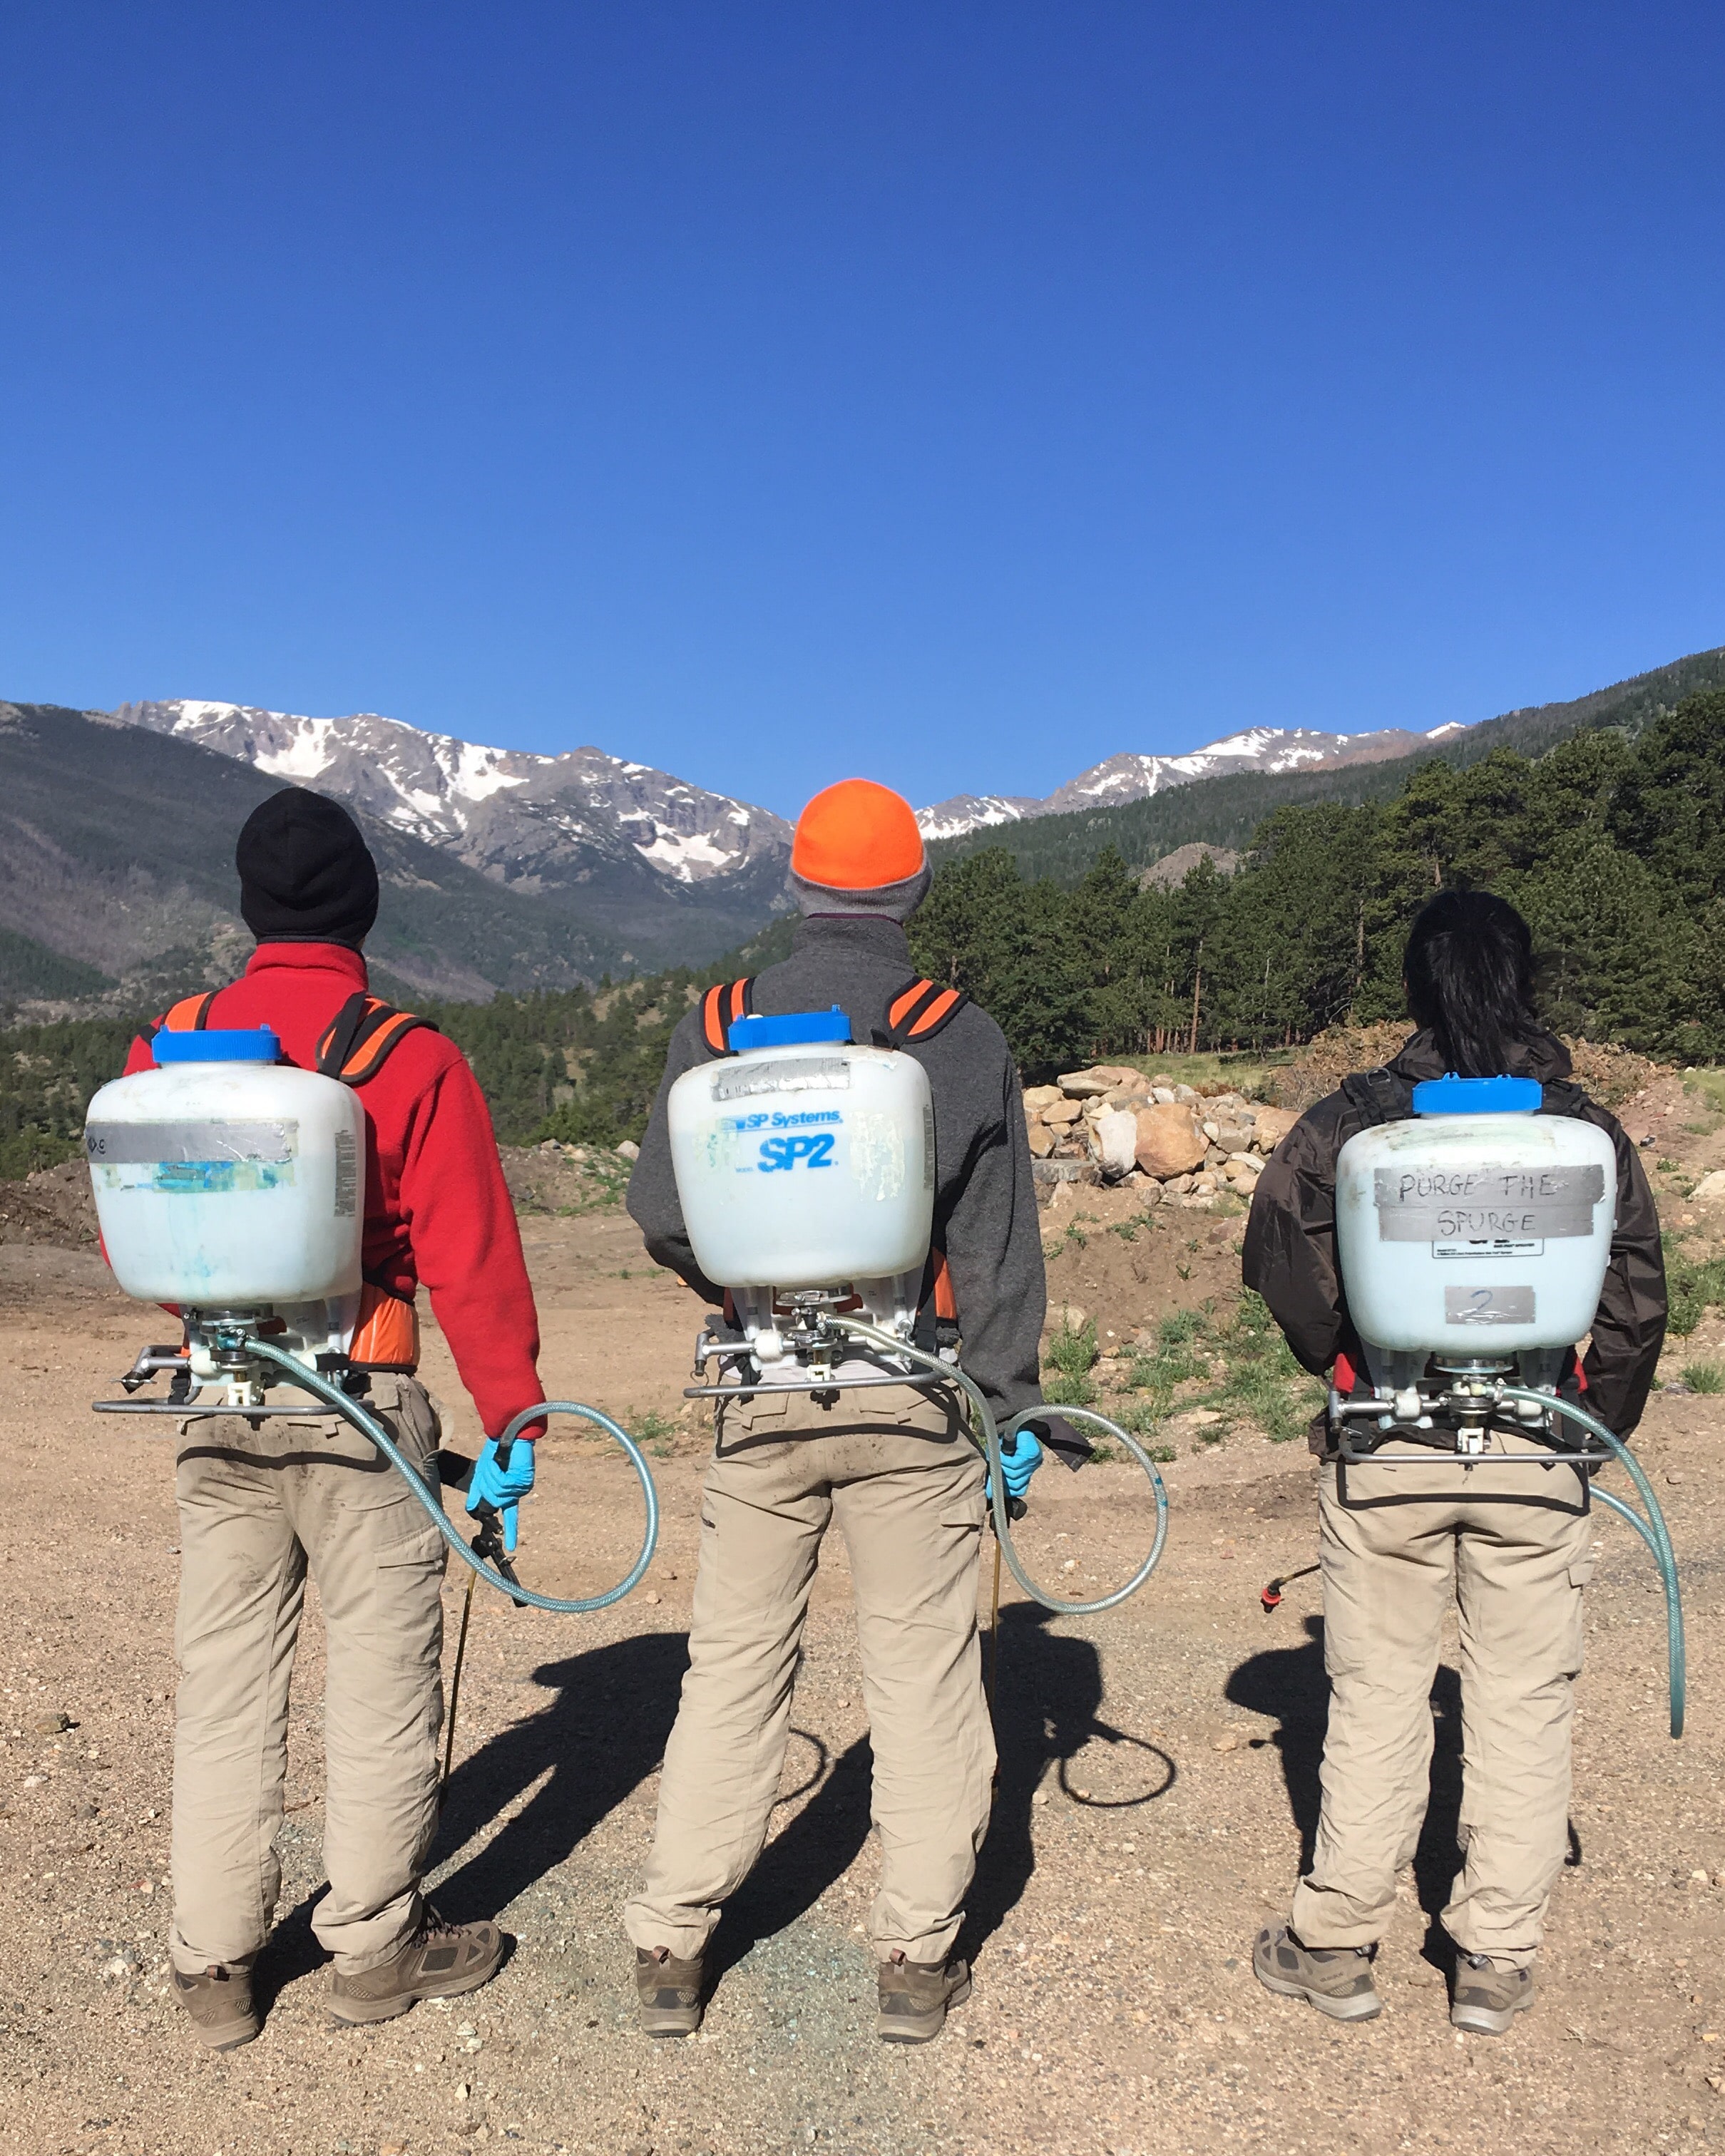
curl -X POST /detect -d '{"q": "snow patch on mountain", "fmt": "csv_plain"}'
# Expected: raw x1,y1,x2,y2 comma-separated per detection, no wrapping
113,700,792,895
923,721,1471,838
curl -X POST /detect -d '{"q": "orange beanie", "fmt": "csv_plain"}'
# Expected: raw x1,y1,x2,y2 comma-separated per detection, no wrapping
791,779,926,890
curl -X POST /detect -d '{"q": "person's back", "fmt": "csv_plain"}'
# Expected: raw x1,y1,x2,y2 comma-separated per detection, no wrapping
128,788,543,2050
1243,891,1665,2036
623,779,1067,2047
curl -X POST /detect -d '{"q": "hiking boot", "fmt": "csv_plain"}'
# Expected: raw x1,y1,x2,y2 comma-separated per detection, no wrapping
328,1908,503,2026
635,1946,705,2037
876,1952,972,2044
172,1961,260,2051
1253,1924,1381,2022
1450,1953,1536,2035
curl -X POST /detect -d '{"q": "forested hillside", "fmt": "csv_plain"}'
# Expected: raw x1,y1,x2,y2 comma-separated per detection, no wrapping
908,687,1725,1073
928,644,1725,885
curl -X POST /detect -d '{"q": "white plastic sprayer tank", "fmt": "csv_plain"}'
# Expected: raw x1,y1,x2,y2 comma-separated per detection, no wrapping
1334,1074,1616,1357
667,1007,934,1295
85,1028,365,1308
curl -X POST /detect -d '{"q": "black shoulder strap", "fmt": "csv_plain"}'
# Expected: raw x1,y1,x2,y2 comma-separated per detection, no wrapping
315,993,438,1087
700,977,757,1056
882,976,970,1049
150,989,220,1037
1338,1065,1413,1129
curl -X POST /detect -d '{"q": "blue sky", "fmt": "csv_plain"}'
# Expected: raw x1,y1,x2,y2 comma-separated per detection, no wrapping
2,4,1721,816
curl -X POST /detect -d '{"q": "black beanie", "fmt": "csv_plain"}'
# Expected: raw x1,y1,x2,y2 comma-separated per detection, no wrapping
236,787,380,949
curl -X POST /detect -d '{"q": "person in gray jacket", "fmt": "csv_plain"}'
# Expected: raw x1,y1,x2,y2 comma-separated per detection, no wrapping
623,778,1075,2045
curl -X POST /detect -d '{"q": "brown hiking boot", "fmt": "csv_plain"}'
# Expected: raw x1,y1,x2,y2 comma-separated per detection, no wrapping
173,1962,260,2050
876,1951,972,2044
1450,1952,1536,2035
635,1946,705,2037
1253,1924,1381,2022
328,1907,503,2026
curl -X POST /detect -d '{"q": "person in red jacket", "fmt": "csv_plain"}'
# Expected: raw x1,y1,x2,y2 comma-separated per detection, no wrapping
121,788,545,2050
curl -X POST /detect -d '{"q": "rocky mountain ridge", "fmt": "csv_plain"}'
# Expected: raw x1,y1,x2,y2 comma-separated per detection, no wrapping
115,697,1474,863
915,722,1465,840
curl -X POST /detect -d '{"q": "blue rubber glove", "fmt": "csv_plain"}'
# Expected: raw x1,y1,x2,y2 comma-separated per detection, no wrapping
984,1429,1043,1508
466,1437,536,1555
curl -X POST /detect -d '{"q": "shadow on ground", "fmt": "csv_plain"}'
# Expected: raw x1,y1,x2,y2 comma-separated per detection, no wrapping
1226,1613,1480,1968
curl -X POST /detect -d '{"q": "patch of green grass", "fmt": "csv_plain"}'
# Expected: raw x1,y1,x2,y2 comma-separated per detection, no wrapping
1656,1157,1682,1174
1683,1116,1722,1136
1664,1234,1725,1337
630,1409,680,1459
1682,1361,1725,1395
1043,1314,1100,1407
1192,1290,1326,1442
1107,1218,1140,1243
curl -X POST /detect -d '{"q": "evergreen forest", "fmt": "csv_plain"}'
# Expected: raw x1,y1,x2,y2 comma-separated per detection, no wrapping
908,687,1725,1077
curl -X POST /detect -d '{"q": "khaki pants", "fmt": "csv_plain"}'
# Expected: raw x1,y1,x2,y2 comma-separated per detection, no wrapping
1291,1439,1593,1965
169,1375,448,1977
625,1381,994,1966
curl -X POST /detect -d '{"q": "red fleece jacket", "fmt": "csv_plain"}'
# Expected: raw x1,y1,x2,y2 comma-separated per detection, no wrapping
123,943,542,1439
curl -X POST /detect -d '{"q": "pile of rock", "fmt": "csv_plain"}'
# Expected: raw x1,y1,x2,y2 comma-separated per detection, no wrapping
1023,1064,1299,1206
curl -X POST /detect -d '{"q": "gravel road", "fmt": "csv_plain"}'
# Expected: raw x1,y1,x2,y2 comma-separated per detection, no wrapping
0,1216,1720,2156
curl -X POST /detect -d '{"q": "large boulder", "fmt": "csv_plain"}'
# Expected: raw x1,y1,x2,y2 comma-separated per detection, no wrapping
1026,1120,1055,1159
1095,1108,1140,1181
1134,1102,1208,1178
1058,1064,1145,1099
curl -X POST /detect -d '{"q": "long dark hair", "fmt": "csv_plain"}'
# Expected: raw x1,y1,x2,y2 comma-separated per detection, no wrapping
1402,891,1540,1077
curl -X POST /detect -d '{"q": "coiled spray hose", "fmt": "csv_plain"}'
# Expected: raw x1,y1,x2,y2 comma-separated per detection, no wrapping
240,1333,660,1616
1493,1385,1686,1740
830,1315,1169,1616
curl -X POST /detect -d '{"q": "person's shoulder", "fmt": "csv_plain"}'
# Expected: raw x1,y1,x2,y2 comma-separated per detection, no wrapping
932,995,1013,1062
370,1017,469,1093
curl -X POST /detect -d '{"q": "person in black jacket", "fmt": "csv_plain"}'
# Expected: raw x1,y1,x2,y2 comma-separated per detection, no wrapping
1243,892,1665,2036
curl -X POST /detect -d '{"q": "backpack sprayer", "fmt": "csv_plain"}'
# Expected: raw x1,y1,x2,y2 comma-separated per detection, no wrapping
81,1027,660,1623
1283,1073,1684,1736
663,1006,1169,1623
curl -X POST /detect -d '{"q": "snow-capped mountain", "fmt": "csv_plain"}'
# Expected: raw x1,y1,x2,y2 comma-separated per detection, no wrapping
114,701,793,898
916,722,1468,840
111,699,1471,895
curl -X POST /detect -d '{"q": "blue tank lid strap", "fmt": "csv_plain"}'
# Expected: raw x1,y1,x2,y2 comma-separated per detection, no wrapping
727,1007,853,1050
1411,1074,1542,1115
151,1027,282,1065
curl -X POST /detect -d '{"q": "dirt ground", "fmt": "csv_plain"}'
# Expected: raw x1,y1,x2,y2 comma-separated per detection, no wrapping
3,1154,1724,2154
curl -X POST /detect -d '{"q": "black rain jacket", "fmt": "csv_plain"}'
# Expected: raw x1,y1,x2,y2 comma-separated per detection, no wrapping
1242,1027,1667,1437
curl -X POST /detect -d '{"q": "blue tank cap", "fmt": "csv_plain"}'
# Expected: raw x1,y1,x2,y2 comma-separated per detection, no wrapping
152,1027,282,1066
1411,1073,1542,1115
728,1007,852,1051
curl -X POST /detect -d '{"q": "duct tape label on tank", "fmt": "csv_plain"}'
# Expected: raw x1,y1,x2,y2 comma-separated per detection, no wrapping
1445,1285,1537,1326
1373,1164,1604,1243
85,1119,298,1196
711,1057,851,1101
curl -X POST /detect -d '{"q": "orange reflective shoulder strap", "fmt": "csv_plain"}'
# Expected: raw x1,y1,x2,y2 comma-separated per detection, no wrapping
883,976,968,1048
315,992,438,1087
700,976,756,1055
151,990,220,1036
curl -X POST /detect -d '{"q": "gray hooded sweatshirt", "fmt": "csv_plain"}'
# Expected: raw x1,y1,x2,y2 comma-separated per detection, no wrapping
625,913,1047,1422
